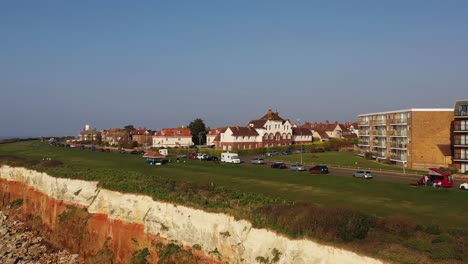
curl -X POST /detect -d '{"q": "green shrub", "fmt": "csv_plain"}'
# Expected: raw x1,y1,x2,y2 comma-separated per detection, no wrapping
379,214,417,237
9,199,23,207
338,212,375,242
424,224,442,235
130,248,150,264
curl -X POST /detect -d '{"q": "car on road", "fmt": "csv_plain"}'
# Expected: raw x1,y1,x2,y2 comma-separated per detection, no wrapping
197,153,209,160
353,170,373,179
309,165,329,174
251,158,265,165
294,148,307,154
266,151,279,157
281,150,293,155
289,164,305,171
271,162,287,169
205,156,219,162
460,183,468,190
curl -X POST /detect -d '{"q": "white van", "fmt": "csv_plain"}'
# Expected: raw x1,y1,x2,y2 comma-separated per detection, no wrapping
221,152,241,163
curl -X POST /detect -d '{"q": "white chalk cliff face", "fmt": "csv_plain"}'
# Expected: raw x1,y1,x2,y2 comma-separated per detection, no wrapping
0,166,382,264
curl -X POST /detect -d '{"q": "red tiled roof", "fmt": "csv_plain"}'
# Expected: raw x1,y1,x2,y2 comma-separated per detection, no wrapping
315,130,329,139
248,120,268,128
155,128,192,137
249,109,284,127
131,129,148,135
292,127,313,135
228,126,259,137
343,134,357,139
312,123,340,132
207,127,227,136
143,151,165,158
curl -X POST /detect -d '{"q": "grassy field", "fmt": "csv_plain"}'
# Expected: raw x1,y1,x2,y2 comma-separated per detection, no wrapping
1,141,468,262
0,140,466,227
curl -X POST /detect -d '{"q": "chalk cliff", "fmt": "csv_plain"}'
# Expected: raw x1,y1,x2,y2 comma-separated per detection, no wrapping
0,165,382,264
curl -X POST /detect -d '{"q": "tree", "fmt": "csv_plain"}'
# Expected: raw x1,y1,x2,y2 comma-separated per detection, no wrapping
124,125,135,132
188,118,207,145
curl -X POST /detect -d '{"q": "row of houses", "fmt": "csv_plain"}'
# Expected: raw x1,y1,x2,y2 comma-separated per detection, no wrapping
78,109,357,150
356,100,468,172
78,126,193,148
206,109,357,151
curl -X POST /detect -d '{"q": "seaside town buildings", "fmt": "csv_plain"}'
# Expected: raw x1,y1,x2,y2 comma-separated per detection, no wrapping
453,101,468,173
152,127,193,148
357,108,454,170
78,124,100,143
130,128,152,147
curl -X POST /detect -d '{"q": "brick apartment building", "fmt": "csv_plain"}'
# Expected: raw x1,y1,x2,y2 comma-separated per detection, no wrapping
453,101,468,173
358,108,454,170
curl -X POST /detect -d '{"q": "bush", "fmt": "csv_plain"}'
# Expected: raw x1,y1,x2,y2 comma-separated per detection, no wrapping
379,215,417,237
423,224,442,235
254,202,375,242
338,212,375,242
39,160,63,167
364,152,373,160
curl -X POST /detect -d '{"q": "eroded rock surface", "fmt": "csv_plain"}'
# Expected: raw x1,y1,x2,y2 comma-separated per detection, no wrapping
0,210,81,264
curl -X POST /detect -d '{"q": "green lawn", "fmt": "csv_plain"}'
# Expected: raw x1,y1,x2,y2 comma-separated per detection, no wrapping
0,140,466,227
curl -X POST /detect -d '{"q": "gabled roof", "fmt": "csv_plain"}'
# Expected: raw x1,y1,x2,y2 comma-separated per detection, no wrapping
131,129,149,135
343,133,357,139
228,126,259,137
155,128,192,137
249,109,284,128
314,130,329,139
311,122,340,132
80,128,100,135
292,127,313,135
207,127,227,136
143,151,165,158
249,120,268,128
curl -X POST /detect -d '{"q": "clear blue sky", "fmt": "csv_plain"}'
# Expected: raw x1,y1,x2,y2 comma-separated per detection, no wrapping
1,1,467,137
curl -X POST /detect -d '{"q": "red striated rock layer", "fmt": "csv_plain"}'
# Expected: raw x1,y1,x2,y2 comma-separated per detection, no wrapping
0,178,221,264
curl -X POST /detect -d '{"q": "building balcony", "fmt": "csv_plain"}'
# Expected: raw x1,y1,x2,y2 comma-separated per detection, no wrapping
390,119,407,125
453,126,468,132
359,121,370,126
370,130,387,136
390,154,407,162
453,140,468,147
358,142,370,147
455,111,468,117
372,120,386,126
390,143,408,149
390,131,408,137
453,154,468,161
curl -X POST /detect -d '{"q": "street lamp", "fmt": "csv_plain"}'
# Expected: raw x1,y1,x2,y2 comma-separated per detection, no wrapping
297,118,303,165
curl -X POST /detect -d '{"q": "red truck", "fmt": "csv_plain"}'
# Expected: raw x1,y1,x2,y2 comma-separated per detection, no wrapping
418,168,454,188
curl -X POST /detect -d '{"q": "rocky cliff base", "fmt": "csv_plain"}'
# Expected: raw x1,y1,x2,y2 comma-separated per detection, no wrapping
0,210,81,264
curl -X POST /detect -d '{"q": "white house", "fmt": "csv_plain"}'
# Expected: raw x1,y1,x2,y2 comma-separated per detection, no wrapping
152,128,193,148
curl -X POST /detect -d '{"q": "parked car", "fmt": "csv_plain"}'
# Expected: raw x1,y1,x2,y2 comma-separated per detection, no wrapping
289,164,305,171
294,148,307,154
129,150,140,155
197,153,208,160
251,158,265,165
281,150,292,155
187,153,198,159
271,162,287,169
309,165,329,174
459,183,468,190
266,151,279,157
204,156,219,162
353,171,373,179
